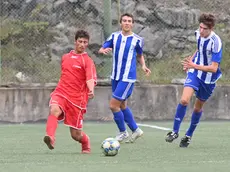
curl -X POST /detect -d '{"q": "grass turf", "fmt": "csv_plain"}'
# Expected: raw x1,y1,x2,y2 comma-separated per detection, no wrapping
0,121,230,172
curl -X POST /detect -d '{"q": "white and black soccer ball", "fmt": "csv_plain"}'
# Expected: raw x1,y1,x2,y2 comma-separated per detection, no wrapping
101,138,120,156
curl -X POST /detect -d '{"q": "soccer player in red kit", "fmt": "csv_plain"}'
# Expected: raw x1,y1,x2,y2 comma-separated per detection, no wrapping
43,30,97,154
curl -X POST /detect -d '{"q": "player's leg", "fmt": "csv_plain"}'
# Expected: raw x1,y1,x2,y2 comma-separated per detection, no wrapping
180,98,204,147
165,87,194,142
180,82,215,147
121,101,137,131
111,80,137,142
69,127,90,154
121,100,143,143
44,102,63,150
66,105,90,153
110,80,128,142
110,97,128,141
166,73,198,143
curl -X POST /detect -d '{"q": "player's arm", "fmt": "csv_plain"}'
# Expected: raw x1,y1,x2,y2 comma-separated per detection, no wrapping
191,62,219,73
85,58,97,99
87,79,95,99
98,47,112,55
137,54,151,76
137,54,146,67
137,54,147,69
98,34,113,55
136,38,151,76
182,51,221,73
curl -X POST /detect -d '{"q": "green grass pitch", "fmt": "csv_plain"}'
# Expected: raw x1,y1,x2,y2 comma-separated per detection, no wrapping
0,121,230,172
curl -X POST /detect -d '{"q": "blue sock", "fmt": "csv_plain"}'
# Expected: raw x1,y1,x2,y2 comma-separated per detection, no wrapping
122,107,138,132
173,104,187,133
186,111,202,137
113,111,126,132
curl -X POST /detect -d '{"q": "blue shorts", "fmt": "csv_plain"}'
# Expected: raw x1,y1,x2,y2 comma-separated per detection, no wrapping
111,80,134,101
184,72,216,101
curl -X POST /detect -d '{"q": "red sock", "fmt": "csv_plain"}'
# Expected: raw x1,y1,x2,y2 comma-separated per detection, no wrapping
46,115,58,138
80,132,88,144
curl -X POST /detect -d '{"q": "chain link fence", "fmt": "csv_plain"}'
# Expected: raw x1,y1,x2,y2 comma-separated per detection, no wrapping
0,0,230,86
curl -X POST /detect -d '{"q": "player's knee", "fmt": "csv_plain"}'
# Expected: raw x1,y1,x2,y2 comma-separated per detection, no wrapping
180,99,189,106
120,103,127,110
71,134,76,141
71,134,79,141
109,103,120,112
49,106,62,117
71,133,81,141
193,107,202,113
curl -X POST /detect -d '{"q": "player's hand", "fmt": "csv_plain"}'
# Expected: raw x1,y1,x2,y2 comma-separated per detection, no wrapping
88,90,94,99
181,56,194,70
183,66,188,72
142,65,151,76
181,56,191,71
99,48,112,55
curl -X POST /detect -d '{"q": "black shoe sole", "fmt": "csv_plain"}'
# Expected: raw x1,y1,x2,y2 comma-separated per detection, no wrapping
165,136,178,143
165,137,174,143
44,136,54,150
179,143,189,148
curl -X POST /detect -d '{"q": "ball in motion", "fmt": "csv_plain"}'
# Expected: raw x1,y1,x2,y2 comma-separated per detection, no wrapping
101,138,120,156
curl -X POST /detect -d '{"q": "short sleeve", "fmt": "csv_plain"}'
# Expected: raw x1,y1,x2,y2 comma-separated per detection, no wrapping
212,50,222,63
136,38,144,55
103,34,114,49
211,36,222,63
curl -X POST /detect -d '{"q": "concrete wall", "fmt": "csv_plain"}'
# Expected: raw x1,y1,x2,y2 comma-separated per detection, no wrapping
0,85,229,123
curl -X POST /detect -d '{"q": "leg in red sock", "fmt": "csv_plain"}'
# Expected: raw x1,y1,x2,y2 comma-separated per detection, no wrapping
80,132,90,154
44,104,63,150
44,114,58,149
69,128,91,154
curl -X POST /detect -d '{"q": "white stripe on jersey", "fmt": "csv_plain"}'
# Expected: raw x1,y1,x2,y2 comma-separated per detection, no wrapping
116,36,127,80
123,36,140,81
111,34,119,80
197,45,204,79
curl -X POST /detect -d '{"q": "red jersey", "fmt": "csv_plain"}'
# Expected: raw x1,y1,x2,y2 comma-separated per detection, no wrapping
51,50,97,109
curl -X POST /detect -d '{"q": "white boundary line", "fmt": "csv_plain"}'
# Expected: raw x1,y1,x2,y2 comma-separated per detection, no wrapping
137,123,172,131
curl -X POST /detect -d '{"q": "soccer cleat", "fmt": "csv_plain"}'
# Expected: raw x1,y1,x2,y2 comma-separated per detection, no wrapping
115,130,129,142
165,131,179,143
43,135,55,150
81,135,91,154
179,135,191,148
126,128,144,143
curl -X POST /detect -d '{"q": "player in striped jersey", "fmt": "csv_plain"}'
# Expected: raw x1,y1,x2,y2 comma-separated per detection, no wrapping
99,13,151,143
165,13,223,147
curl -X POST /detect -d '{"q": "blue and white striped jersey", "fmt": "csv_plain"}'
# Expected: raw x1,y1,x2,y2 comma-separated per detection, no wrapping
103,31,143,82
189,30,223,84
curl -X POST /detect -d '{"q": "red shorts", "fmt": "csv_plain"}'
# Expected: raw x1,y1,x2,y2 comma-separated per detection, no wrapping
49,95,86,129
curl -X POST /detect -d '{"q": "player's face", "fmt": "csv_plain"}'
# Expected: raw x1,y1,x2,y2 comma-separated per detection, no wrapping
75,37,89,54
120,16,133,33
199,23,212,38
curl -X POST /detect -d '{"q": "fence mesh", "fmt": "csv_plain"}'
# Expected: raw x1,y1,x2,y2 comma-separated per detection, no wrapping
0,0,229,86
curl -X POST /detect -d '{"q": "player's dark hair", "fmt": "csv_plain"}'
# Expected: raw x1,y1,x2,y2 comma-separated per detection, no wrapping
75,30,90,41
120,13,134,23
198,13,216,29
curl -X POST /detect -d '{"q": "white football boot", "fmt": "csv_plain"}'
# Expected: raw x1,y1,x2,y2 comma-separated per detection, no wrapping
126,128,144,143
115,130,129,142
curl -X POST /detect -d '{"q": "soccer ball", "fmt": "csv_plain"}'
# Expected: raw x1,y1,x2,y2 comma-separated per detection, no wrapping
101,138,120,156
